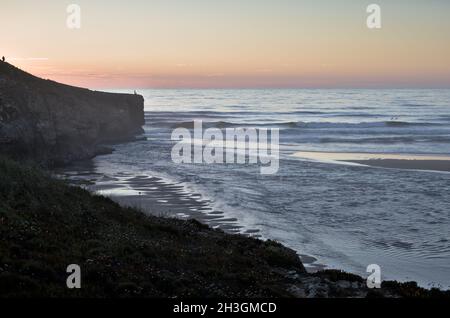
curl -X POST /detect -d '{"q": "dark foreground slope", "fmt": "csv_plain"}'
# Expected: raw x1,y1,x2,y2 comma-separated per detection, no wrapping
1,158,447,298
0,158,303,297
0,62,144,165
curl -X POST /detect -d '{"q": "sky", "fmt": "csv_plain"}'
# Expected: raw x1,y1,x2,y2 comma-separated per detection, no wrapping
1,0,450,88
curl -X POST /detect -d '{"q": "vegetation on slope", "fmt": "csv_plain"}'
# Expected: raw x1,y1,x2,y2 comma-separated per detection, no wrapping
0,157,304,297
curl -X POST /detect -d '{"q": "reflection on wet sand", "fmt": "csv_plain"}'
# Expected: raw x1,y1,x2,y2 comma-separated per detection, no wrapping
293,151,450,172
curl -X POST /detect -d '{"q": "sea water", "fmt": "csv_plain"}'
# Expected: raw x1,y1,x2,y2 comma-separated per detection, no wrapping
78,89,450,288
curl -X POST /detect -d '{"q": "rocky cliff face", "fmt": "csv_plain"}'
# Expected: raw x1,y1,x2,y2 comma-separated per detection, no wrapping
0,62,144,165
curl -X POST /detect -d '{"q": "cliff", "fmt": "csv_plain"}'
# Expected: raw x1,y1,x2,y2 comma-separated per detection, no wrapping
0,62,144,165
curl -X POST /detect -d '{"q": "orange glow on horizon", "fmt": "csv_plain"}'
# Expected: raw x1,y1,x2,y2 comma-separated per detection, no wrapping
2,0,450,88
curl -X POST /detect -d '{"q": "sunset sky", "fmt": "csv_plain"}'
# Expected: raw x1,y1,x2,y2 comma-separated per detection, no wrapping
1,0,450,88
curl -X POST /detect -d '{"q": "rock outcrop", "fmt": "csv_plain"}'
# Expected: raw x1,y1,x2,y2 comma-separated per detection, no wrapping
0,62,144,165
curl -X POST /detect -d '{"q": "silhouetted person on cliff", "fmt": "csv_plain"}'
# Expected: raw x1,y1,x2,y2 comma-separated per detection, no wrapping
1,56,5,62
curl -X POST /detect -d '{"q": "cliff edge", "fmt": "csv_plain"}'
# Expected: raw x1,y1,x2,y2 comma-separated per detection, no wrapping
0,62,144,165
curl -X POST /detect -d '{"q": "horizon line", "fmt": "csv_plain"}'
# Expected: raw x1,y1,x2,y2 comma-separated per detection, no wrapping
94,86,450,90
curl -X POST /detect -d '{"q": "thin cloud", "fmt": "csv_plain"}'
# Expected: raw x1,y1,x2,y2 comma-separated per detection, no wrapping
10,57,49,61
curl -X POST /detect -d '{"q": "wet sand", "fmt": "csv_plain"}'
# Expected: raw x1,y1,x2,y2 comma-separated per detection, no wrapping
349,159,450,172
293,151,450,172
79,174,247,234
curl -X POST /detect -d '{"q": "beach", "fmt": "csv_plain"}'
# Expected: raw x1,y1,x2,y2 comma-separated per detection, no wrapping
57,161,326,272
58,163,246,235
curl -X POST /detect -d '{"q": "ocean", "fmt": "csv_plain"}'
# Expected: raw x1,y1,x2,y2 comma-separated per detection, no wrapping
61,89,450,289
